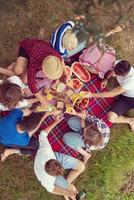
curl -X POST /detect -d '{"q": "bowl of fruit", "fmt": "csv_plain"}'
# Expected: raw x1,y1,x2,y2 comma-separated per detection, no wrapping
65,65,72,79
75,97,89,110
66,78,83,91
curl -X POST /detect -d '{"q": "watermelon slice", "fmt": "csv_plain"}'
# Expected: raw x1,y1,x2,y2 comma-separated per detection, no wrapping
71,62,90,82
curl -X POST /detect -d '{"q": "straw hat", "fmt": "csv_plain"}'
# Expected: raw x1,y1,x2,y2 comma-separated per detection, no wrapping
42,56,64,80
62,32,78,51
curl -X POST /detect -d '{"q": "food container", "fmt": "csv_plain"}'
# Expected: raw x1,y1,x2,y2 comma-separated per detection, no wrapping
65,65,72,79
75,97,89,109
66,78,83,91
71,62,91,82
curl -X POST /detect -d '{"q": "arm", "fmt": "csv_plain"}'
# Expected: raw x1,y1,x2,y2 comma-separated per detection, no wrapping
44,116,63,136
100,70,115,89
78,148,91,164
53,185,77,199
88,85,125,98
29,110,62,137
53,186,71,197
0,67,15,77
104,70,115,80
34,92,49,106
27,98,38,106
81,118,86,128
28,112,49,137
22,108,33,116
65,107,86,120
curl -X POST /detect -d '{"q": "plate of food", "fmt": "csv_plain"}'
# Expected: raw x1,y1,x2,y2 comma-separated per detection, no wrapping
75,97,89,109
66,78,83,91
71,62,91,82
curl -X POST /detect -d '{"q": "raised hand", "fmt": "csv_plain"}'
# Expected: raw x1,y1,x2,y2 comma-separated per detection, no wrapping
100,79,108,89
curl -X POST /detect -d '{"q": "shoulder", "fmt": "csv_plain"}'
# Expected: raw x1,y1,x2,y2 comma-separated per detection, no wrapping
86,114,110,135
10,109,24,117
7,76,25,89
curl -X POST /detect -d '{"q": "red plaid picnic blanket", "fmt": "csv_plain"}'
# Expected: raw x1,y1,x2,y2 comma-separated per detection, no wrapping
0,75,114,158
39,74,114,158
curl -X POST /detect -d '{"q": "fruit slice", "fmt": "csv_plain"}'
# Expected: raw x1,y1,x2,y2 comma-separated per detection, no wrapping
71,62,91,82
65,65,72,78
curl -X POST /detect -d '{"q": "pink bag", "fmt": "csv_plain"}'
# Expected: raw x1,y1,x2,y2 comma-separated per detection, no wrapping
79,43,116,78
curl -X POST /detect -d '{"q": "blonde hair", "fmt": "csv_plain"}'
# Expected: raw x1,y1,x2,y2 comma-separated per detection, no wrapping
62,31,78,51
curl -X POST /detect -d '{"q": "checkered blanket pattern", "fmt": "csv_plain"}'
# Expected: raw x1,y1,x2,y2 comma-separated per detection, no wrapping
39,74,114,158
0,75,114,158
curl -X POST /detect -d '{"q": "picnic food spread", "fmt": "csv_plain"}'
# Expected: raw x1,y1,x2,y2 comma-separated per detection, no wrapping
35,63,90,113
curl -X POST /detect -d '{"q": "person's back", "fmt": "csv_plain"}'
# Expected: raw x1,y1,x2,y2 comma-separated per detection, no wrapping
116,65,134,98
0,109,29,146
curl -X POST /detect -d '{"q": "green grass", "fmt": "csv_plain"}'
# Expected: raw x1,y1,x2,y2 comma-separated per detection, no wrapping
1,0,134,200
1,124,134,200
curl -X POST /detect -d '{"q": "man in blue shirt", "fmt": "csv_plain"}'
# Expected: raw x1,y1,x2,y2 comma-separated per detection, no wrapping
0,109,60,161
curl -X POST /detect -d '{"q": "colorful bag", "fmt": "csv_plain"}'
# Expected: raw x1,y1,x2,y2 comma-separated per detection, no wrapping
79,43,116,78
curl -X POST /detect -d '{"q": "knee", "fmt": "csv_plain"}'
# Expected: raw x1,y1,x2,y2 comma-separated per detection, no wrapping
13,63,23,75
68,117,77,126
67,183,76,192
107,111,118,123
67,116,81,130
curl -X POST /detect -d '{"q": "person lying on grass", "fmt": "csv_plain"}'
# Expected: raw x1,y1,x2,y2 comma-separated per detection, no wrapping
84,60,134,132
0,109,60,161
64,109,110,163
2,113,85,200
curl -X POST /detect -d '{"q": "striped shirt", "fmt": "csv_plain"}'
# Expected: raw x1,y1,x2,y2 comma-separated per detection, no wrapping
50,21,75,57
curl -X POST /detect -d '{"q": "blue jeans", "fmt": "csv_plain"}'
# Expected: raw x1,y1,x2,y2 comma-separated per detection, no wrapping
68,116,81,132
63,117,85,151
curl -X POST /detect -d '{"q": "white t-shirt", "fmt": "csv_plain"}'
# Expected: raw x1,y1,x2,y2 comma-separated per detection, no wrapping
117,67,134,98
34,131,56,193
0,76,28,110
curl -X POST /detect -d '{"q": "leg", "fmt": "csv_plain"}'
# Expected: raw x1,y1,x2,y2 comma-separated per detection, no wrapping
1,148,20,161
13,46,29,76
108,95,134,131
108,111,134,131
13,57,28,76
68,116,81,132
1,137,39,161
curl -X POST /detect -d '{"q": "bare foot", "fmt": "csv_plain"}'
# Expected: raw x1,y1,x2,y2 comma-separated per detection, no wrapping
1,148,20,162
129,119,134,133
